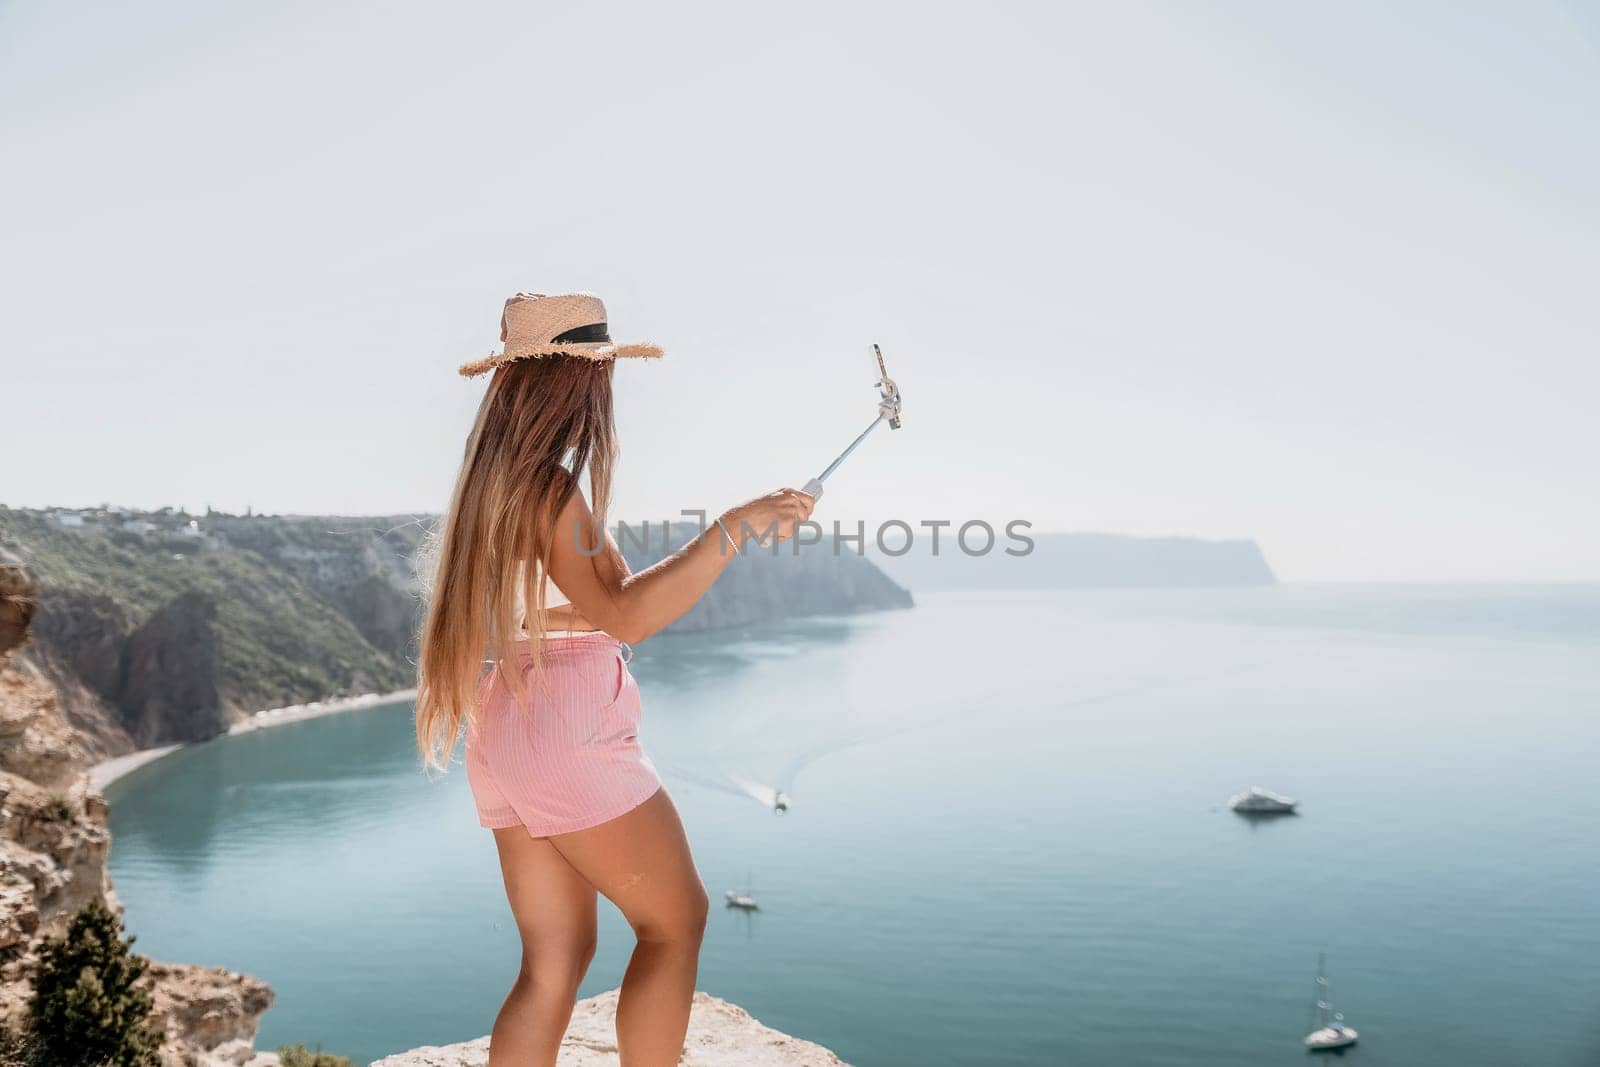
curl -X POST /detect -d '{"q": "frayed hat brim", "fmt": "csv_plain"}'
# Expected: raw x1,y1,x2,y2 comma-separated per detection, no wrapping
458,341,664,378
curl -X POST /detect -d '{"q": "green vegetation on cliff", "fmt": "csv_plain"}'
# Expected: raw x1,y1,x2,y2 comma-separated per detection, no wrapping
28,901,161,1067
0,508,421,750
276,1045,356,1067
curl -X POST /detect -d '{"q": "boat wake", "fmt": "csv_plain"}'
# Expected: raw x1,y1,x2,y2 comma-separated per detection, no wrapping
662,732,877,813
661,667,1237,815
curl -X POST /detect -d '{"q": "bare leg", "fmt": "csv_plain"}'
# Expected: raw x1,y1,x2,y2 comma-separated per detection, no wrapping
550,789,707,1067
488,828,598,1067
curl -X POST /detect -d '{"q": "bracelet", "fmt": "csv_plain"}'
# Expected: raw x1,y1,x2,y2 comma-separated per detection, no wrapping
715,517,739,555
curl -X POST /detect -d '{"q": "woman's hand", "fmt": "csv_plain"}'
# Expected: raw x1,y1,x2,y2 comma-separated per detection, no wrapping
722,489,816,548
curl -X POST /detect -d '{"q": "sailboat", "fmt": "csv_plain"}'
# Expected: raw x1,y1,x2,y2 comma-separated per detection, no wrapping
724,870,759,911
1304,953,1359,1050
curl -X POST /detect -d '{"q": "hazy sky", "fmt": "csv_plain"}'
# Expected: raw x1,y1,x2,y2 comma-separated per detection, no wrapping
3,2,1596,581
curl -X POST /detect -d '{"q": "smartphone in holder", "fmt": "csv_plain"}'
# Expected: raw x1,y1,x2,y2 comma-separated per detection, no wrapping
802,344,903,501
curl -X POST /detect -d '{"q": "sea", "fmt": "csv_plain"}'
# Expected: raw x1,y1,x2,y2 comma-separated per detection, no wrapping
105,586,1600,1065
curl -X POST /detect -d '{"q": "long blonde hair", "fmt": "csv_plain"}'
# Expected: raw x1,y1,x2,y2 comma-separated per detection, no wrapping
415,356,617,769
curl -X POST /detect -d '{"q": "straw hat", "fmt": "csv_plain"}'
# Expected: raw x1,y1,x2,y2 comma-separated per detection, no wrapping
458,292,663,377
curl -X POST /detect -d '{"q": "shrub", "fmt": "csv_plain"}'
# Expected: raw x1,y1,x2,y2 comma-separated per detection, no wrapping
41,792,76,823
277,1045,355,1067
28,900,160,1067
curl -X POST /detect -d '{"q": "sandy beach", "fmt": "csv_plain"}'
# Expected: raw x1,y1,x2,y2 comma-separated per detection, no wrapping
88,688,417,793
226,688,418,736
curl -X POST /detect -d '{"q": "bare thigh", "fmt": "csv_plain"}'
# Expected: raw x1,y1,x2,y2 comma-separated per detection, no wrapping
548,789,707,939
492,828,599,968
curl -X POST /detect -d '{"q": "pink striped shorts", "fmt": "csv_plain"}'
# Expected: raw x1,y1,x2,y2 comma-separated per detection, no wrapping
466,632,662,837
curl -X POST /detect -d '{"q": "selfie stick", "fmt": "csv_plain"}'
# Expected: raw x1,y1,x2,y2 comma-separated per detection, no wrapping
801,344,903,501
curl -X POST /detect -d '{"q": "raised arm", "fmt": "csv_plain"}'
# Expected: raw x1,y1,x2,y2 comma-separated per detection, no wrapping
545,486,814,644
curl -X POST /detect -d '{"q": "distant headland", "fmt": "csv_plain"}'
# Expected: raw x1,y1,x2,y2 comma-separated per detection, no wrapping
874,530,1276,590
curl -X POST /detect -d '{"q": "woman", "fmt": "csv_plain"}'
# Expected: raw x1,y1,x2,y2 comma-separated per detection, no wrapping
416,292,813,1067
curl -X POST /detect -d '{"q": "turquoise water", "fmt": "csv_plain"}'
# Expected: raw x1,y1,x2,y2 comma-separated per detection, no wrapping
106,587,1600,1065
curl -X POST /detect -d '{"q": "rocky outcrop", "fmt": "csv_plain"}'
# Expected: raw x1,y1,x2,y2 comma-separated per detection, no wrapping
0,671,118,1023
141,961,275,1067
0,554,274,1065
0,772,112,988
0,663,88,794
372,988,848,1066
0,571,108,972
0,550,38,657
28,587,142,755
118,590,226,746
29,585,229,752
31,588,136,705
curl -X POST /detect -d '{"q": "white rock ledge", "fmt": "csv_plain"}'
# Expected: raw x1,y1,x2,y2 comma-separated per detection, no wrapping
370,989,848,1066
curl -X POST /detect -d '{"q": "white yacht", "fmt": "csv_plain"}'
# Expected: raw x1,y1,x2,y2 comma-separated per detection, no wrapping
725,870,759,911
1229,786,1296,814
1305,1023,1358,1052
1304,954,1359,1050
724,889,758,911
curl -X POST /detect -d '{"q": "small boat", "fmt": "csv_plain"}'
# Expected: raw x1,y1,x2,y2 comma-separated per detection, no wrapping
1229,786,1296,814
724,889,758,911
733,779,790,814
1304,953,1358,1051
725,870,759,911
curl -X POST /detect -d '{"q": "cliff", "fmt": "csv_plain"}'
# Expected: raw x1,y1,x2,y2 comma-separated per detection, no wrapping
0,551,275,1065
1,509,423,758
0,508,912,758
372,988,848,1066
875,530,1277,591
